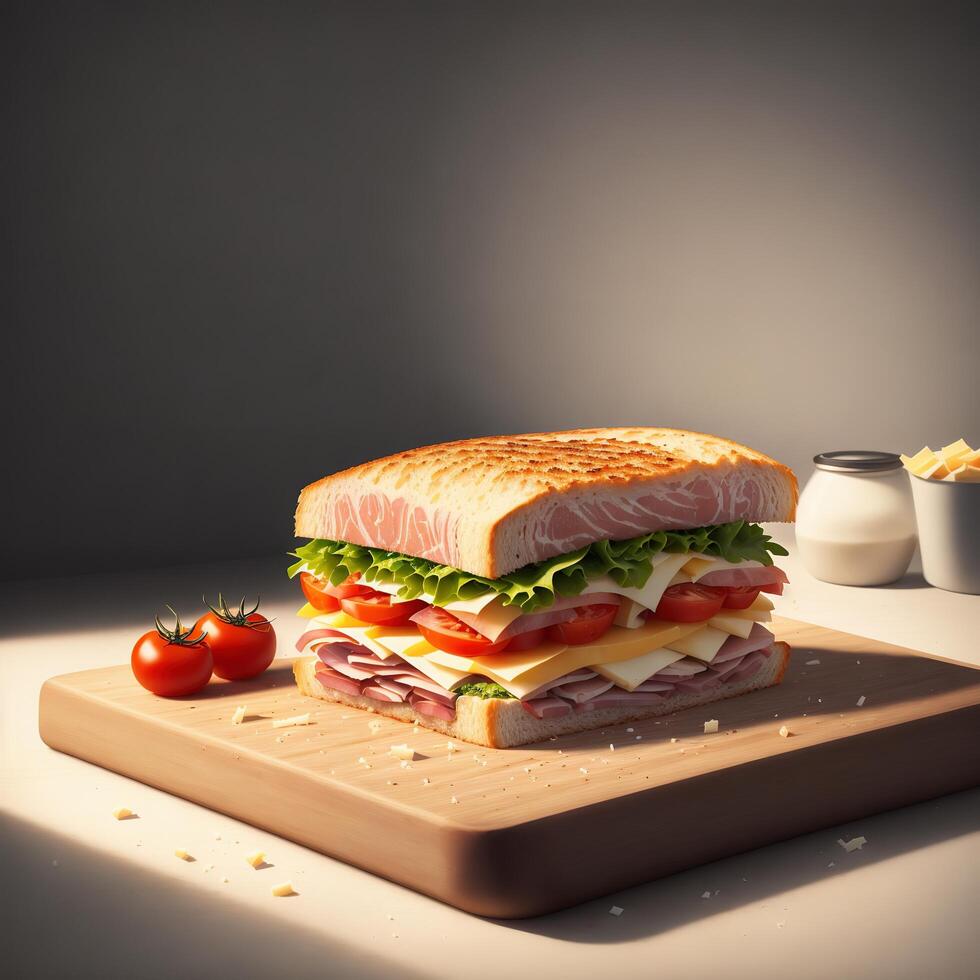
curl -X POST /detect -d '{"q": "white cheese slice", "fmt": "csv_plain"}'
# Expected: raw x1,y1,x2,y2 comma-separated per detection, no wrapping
665,625,729,662
593,648,685,691
613,598,647,629
399,649,474,690
707,613,756,638
583,552,692,616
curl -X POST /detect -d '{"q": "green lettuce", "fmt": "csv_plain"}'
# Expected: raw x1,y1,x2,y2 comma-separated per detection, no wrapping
287,521,786,615
455,681,516,700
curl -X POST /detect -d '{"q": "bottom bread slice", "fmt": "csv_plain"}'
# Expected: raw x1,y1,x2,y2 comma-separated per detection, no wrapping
293,642,791,748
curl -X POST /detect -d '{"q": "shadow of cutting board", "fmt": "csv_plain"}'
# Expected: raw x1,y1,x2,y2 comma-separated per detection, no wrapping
38,617,980,918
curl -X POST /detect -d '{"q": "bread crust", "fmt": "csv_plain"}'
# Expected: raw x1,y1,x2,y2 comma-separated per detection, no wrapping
293,642,791,748
295,428,797,578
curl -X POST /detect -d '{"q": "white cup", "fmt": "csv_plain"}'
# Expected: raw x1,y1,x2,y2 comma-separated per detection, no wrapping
909,475,980,594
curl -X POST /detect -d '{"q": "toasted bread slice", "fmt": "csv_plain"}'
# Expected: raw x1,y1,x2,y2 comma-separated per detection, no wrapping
292,642,791,748
294,427,797,578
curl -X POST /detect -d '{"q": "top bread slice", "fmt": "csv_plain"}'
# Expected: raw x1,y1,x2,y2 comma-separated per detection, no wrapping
294,427,797,578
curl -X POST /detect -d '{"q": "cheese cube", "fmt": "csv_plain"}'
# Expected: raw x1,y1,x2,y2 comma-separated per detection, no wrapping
272,713,311,729
174,849,193,861
231,705,247,725
112,807,134,820
246,850,266,868
703,719,719,734
389,744,416,761
271,881,296,897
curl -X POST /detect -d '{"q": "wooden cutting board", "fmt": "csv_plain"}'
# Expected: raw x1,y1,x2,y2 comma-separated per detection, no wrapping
39,616,980,918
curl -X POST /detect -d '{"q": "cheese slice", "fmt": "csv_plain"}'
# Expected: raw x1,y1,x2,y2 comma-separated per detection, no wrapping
306,612,409,660
593,647,686,691
584,553,692,616
707,613,756,638
613,598,646,629
398,648,475,690
423,620,690,699
665,625,729,662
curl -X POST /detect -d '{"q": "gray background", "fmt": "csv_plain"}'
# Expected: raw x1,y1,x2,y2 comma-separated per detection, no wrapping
3,0,978,581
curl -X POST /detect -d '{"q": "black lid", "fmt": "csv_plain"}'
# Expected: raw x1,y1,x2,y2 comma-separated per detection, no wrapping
813,450,903,473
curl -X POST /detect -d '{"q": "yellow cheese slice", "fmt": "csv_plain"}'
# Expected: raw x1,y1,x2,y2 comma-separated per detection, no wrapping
297,602,319,619
397,647,475,690
944,463,980,483
305,612,409,660
665,625,729,662
594,648,685,692
423,620,690,699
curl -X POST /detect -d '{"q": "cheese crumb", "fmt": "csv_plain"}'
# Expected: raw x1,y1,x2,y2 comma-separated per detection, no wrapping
271,881,296,897
368,719,383,734
579,767,589,776
701,891,711,899
806,659,821,666
272,713,311,729
446,742,457,753
450,795,459,804
778,725,792,738
670,737,678,744
246,850,266,868
389,744,416,761
174,849,193,861
231,705,247,725
421,777,430,785
703,719,719,734
609,743,615,752
856,696,866,707
626,727,634,733
838,836,867,853
609,906,624,916
112,807,134,820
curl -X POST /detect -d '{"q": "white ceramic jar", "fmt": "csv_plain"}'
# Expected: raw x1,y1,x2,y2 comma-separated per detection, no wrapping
796,451,917,586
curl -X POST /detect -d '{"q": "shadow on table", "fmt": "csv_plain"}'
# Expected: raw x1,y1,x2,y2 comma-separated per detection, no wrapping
487,787,980,942
0,810,429,980
519,637,980,754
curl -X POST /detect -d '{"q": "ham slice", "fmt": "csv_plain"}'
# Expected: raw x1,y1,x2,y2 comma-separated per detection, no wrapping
574,690,665,711
521,697,573,719
633,679,676,693
673,671,723,693
725,649,767,683
549,676,616,704
373,677,414,699
296,628,350,652
653,659,707,678
409,695,456,721
699,565,789,590
708,623,775,666
521,670,599,701
361,685,405,703
314,664,365,697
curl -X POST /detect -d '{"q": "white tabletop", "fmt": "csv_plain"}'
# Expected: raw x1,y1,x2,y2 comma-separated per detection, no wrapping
2,528,978,979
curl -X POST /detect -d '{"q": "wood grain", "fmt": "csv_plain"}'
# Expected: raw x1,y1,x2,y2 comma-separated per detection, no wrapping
39,617,980,917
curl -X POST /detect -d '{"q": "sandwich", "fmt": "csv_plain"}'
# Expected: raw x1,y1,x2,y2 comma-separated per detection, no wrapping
288,428,797,748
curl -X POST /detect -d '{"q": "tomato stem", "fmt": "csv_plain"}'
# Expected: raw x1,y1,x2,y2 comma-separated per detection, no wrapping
154,605,207,646
202,593,272,628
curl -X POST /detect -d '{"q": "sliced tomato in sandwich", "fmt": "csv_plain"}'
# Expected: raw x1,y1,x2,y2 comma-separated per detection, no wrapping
299,572,341,611
340,590,426,626
651,583,725,623
719,586,761,609
546,604,618,645
412,606,512,657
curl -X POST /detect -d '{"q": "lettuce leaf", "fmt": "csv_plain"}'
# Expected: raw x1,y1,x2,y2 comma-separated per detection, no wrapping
287,521,786,614
454,681,515,700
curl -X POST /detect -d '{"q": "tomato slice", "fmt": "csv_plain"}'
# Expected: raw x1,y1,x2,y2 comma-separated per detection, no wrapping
299,572,341,611
414,606,512,657
323,573,373,600
546,604,618,645
759,580,784,596
505,627,548,652
339,590,426,626
651,584,725,623
720,586,761,610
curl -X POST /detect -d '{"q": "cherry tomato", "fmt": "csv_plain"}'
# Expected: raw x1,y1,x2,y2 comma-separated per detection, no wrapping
414,606,512,657
131,607,213,697
299,572,341,612
194,595,277,680
651,583,725,623
339,590,426,626
504,627,548,652
720,586,761,609
546,603,618,645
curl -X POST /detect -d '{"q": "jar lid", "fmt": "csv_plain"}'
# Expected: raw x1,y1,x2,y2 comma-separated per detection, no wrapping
814,450,903,473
